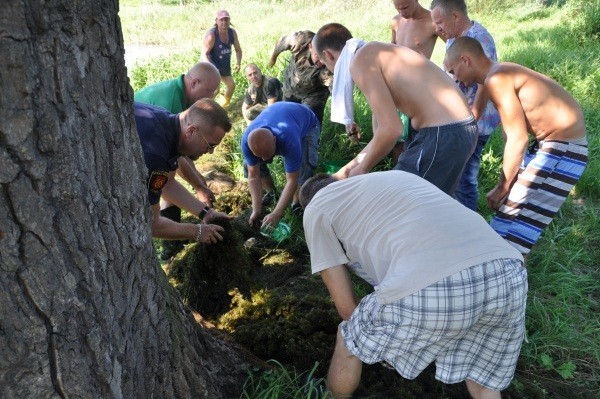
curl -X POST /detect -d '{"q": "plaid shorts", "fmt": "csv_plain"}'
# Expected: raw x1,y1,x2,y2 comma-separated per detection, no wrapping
340,258,527,391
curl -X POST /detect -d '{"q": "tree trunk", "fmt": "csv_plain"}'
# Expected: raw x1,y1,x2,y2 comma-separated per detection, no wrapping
0,1,252,397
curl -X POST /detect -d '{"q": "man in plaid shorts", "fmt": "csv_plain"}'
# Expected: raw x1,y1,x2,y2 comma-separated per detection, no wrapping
301,171,527,399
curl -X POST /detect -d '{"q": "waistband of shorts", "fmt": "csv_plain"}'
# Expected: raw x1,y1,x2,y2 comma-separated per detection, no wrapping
419,115,476,134
542,136,588,147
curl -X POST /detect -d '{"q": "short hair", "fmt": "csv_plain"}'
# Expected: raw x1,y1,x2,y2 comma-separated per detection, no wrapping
299,173,339,208
187,98,232,133
430,0,468,16
446,36,485,62
244,63,260,73
314,23,353,54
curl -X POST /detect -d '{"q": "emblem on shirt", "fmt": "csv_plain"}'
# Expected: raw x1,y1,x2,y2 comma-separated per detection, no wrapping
148,171,169,194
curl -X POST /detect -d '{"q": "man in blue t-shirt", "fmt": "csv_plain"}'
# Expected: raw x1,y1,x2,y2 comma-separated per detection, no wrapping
241,102,320,228
135,99,232,245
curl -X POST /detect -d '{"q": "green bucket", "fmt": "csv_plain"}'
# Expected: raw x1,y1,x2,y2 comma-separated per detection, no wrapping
323,159,349,174
260,221,291,243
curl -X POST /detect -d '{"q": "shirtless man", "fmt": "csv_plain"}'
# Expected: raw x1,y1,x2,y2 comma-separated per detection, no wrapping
390,0,441,162
391,0,439,58
314,23,476,195
445,36,588,255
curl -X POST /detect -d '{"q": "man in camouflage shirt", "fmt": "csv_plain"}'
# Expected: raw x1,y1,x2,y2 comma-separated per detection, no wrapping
269,30,333,124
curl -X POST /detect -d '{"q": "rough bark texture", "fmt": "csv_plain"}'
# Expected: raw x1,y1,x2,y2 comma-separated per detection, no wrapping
0,1,251,397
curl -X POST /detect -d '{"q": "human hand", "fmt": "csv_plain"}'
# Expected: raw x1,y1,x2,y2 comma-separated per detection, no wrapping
196,223,224,245
204,208,233,224
195,186,215,207
249,210,261,229
261,212,282,230
233,64,241,73
345,123,361,145
486,185,509,211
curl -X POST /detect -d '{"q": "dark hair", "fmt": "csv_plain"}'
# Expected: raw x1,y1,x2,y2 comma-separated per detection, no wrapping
299,173,339,208
188,98,232,133
314,23,353,54
430,0,468,16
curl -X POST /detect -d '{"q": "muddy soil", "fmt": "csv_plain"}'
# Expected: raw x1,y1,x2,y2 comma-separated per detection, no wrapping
161,147,594,399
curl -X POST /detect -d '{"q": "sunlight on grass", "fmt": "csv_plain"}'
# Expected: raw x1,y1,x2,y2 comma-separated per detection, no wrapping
123,0,600,396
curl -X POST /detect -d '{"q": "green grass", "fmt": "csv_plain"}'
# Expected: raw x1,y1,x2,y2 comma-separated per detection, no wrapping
123,0,600,396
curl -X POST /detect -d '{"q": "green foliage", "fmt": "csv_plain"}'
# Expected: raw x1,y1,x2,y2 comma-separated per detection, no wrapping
242,360,331,399
123,1,600,397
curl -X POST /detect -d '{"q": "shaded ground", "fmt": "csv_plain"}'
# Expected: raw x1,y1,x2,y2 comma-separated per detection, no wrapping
158,138,598,399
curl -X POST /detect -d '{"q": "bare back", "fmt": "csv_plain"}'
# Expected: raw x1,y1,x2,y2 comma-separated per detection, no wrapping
487,62,585,141
351,42,470,130
391,11,438,59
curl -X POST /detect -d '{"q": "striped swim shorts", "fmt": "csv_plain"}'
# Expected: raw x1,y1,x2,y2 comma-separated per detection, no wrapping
340,258,527,391
490,138,588,254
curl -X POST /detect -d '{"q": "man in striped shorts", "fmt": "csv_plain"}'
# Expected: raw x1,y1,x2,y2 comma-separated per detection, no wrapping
445,37,588,256
301,171,527,399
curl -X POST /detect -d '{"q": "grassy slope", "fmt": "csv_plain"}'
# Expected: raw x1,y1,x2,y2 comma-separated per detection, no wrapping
121,0,599,396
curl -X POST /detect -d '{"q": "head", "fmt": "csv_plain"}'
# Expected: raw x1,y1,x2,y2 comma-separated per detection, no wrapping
299,173,339,208
444,36,485,87
308,35,325,69
179,98,232,160
393,0,419,19
430,0,468,39
244,63,263,87
314,23,353,72
247,128,276,161
215,9,231,30
184,62,221,103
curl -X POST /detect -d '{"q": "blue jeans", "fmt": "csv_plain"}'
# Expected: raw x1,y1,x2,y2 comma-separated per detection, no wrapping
455,134,490,211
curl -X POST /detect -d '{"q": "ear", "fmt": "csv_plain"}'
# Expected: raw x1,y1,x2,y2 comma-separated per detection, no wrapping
460,54,471,66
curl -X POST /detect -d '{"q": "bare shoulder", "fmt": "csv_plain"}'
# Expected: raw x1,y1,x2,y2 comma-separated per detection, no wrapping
391,14,401,29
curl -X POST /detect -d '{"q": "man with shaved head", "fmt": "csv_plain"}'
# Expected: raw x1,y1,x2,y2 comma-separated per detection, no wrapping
445,36,588,255
241,102,320,228
135,61,222,259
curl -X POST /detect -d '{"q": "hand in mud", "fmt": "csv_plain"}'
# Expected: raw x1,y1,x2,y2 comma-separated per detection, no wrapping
197,223,224,245
204,209,233,224
249,210,262,229
345,123,361,145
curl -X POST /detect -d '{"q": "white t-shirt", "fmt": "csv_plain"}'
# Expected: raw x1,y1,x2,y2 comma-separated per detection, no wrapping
303,171,523,304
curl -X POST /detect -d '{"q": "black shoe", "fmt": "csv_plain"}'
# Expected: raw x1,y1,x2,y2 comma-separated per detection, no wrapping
262,191,276,206
291,203,303,216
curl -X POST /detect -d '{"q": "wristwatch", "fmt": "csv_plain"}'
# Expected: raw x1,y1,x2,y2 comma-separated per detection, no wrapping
198,205,210,220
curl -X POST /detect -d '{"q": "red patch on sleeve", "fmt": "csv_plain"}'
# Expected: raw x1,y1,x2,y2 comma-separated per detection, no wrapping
148,171,169,193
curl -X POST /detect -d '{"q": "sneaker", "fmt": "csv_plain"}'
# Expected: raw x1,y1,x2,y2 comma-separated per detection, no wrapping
262,191,276,206
291,203,303,216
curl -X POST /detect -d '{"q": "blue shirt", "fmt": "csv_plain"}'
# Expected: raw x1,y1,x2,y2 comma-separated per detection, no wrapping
241,102,318,173
134,102,180,205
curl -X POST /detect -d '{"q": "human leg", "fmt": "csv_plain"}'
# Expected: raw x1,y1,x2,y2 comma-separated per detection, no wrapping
221,75,235,107
455,135,489,211
327,328,362,398
490,140,588,254
465,379,501,399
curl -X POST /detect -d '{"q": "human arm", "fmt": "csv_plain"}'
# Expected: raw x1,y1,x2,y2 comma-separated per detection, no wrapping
471,83,490,122
268,33,293,67
232,30,242,72
485,73,530,210
247,163,264,227
261,170,298,228
161,171,231,222
150,203,224,244
202,30,216,62
344,57,402,177
176,156,215,206
391,16,399,44
321,264,359,320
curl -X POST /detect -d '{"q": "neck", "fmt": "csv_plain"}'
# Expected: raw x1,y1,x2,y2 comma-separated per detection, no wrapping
458,18,473,37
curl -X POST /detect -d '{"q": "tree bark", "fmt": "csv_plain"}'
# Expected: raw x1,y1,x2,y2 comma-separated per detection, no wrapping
0,1,251,397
